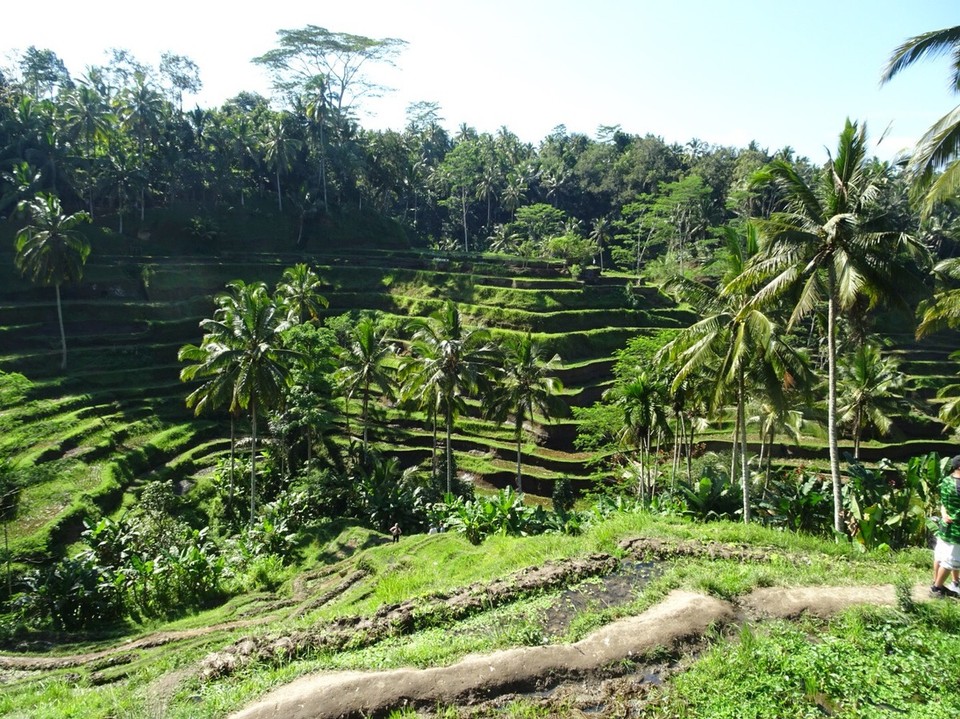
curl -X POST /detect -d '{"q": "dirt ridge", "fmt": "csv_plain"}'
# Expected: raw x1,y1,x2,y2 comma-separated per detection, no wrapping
229,583,911,719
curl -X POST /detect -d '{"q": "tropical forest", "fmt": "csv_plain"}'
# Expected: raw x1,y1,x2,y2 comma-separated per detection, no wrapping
4,23,960,719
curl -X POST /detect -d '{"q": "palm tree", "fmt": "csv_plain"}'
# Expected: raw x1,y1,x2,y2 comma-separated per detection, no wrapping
916,257,960,338
745,119,927,533
336,315,395,455
605,371,668,504
881,25,960,216
397,339,444,482
261,115,302,213
589,216,611,272
404,301,496,494
659,223,803,523
117,72,165,219
178,335,242,516
275,263,328,325
60,82,113,214
14,193,91,370
185,281,298,524
488,334,564,493
837,342,906,459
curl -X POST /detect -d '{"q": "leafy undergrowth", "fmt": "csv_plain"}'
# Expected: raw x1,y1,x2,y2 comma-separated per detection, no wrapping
0,512,938,718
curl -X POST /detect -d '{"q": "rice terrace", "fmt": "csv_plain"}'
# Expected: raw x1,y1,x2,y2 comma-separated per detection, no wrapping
4,18,960,719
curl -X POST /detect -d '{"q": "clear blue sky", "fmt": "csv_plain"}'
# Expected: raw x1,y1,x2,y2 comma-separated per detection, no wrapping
3,1,957,163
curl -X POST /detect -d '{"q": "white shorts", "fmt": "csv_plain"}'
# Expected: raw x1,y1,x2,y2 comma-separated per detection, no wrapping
935,538,960,570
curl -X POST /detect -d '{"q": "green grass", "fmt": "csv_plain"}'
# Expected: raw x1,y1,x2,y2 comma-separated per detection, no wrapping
638,603,960,718
0,512,939,718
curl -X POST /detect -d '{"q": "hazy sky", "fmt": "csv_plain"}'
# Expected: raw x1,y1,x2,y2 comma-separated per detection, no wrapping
3,1,957,163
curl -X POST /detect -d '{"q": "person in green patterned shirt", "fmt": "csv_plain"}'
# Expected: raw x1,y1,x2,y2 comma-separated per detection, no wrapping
932,455,960,598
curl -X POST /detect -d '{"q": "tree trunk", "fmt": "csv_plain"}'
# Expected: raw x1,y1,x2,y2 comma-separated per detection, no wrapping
362,389,370,455
853,407,862,460
431,408,438,481
275,169,283,213
729,411,739,488
250,400,257,527
229,416,235,517
738,368,750,523
55,283,67,370
320,122,329,213
461,188,469,253
515,414,523,493
446,404,453,495
827,273,843,534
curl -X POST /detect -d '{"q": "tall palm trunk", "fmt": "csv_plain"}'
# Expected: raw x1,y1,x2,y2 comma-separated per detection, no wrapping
461,188,469,252
250,400,258,527
229,416,236,516
730,411,739,488
827,272,843,534
55,283,67,370
361,386,370,454
853,407,863,460
446,403,453,495
737,367,750,523
515,414,524,493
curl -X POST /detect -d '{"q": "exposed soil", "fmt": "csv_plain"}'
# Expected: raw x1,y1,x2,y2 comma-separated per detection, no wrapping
229,584,912,719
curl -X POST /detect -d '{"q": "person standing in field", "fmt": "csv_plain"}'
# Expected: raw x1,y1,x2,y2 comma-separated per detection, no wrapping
932,455,960,598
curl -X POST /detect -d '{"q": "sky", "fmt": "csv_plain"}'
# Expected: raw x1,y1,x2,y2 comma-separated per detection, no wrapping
2,1,958,164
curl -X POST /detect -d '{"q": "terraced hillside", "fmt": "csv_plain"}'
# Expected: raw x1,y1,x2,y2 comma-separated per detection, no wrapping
0,238,957,565
0,240,684,560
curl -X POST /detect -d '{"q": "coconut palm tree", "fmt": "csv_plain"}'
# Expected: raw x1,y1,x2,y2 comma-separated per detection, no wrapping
178,334,242,516
916,256,960,338
261,114,302,213
659,223,805,523
837,342,906,459
487,334,564,493
404,301,496,494
745,119,927,533
14,193,91,370
881,25,960,216
275,263,328,325
186,280,298,524
336,315,395,455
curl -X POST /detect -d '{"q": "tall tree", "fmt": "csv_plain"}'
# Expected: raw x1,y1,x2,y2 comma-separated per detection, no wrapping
14,193,91,370
746,119,927,533
252,26,406,114
159,52,202,112
18,47,70,99
881,25,960,216
404,301,495,493
660,223,804,522
185,281,298,523
261,114,302,213
488,334,564,493
336,315,395,454
275,263,328,325
836,342,906,459
604,372,668,504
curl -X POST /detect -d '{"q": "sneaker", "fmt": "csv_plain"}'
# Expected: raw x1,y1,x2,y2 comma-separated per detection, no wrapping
931,584,960,599
948,581,960,594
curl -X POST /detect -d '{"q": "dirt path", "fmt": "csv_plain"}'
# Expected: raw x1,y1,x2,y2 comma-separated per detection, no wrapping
229,583,916,719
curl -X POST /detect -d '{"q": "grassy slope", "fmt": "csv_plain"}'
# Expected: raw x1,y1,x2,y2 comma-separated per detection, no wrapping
0,513,940,718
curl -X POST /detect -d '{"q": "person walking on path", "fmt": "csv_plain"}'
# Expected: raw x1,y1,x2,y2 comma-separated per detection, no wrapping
389,522,402,543
932,455,960,598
